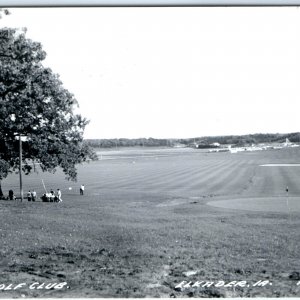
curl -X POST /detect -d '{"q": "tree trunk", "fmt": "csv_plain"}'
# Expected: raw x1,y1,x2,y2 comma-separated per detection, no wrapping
0,181,3,198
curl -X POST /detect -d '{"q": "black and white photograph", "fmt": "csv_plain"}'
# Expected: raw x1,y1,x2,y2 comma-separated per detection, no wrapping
0,5,300,298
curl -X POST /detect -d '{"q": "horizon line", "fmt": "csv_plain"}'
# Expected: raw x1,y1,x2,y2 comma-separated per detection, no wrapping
83,131,300,140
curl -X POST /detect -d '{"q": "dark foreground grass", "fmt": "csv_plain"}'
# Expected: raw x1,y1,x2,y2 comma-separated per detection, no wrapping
0,192,299,298
0,148,300,297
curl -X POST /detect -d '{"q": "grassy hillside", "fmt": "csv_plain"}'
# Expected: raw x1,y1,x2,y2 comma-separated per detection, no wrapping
0,147,300,297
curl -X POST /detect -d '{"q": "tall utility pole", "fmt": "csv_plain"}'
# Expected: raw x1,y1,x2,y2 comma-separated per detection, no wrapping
19,134,23,201
10,114,23,201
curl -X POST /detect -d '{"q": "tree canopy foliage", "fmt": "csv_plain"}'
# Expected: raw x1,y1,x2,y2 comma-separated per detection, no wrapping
0,27,96,191
0,9,10,19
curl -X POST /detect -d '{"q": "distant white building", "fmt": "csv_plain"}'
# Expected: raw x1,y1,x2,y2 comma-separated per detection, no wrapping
211,142,220,147
283,138,292,147
283,138,299,148
173,143,186,148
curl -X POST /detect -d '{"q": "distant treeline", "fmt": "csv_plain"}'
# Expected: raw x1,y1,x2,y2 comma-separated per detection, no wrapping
85,138,172,148
85,132,300,148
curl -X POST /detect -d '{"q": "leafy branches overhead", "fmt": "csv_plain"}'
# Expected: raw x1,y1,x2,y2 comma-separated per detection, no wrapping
0,9,10,19
0,27,96,181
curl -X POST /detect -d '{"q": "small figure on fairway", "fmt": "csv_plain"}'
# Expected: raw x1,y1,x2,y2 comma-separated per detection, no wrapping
80,184,85,195
31,190,37,202
27,191,32,201
57,189,62,202
286,186,289,196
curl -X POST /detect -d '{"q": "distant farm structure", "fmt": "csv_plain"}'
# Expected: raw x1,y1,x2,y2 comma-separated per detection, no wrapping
206,138,300,154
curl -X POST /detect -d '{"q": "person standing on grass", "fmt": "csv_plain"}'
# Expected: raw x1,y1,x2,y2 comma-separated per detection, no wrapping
286,186,289,196
27,190,32,201
80,184,85,195
50,190,55,202
31,190,37,202
57,189,62,202
8,190,14,200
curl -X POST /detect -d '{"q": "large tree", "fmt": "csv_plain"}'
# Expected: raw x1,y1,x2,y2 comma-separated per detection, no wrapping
0,27,97,197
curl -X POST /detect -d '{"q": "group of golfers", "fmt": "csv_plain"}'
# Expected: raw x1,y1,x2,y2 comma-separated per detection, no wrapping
40,189,62,202
26,190,37,201
6,184,85,202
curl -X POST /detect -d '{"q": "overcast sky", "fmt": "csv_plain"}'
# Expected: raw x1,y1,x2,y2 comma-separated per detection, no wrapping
1,7,300,139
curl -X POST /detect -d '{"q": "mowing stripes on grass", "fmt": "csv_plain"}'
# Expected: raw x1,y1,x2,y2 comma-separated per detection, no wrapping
260,164,300,166
254,164,300,197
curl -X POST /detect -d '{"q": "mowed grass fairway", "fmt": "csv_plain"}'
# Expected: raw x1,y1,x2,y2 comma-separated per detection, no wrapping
1,147,300,297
